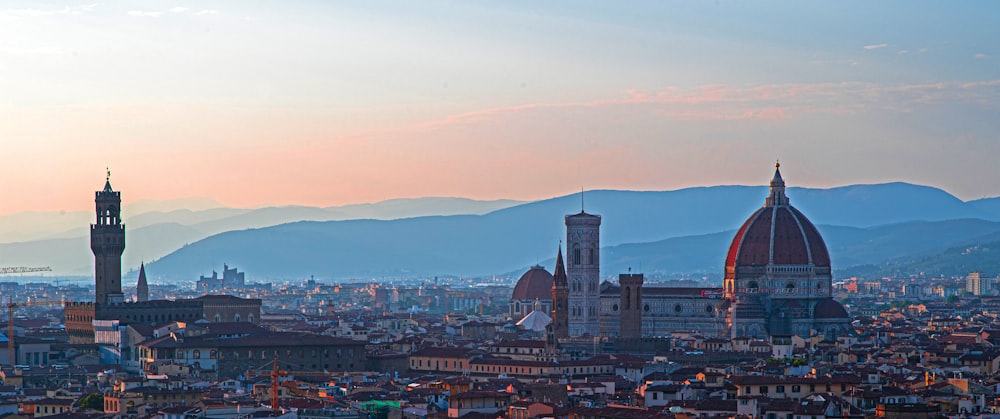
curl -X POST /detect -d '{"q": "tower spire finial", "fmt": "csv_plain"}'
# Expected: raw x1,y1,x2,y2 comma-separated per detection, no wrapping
765,161,788,206
581,187,584,213
106,167,110,182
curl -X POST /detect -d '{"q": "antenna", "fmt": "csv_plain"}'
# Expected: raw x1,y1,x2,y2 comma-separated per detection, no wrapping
581,187,585,213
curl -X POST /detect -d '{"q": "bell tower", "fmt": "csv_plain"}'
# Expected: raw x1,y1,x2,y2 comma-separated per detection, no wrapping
91,171,125,305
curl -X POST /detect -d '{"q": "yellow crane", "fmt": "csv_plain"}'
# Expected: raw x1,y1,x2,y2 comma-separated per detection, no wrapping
6,298,63,366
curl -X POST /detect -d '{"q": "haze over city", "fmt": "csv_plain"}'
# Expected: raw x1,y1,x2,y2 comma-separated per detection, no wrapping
0,1,998,215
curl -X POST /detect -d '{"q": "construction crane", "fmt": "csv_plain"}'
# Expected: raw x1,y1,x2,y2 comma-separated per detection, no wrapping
0,267,51,275
6,297,63,366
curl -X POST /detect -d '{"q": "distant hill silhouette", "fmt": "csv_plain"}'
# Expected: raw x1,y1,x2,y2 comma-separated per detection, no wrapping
139,183,1000,281
0,197,521,276
598,219,1000,278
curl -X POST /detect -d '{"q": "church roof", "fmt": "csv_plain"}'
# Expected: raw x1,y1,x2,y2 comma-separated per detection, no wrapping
511,265,553,301
515,310,551,332
725,164,830,269
814,298,850,319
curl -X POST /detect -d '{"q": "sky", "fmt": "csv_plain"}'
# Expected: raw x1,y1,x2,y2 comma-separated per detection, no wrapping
0,0,998,214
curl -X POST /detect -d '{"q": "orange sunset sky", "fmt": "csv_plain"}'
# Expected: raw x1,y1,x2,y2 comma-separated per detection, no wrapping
1,1,998,214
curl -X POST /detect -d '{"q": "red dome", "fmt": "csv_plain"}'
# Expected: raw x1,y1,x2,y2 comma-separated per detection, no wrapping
725,205,830,268
814,298,850,319
726,165,830,270
511,265,554,301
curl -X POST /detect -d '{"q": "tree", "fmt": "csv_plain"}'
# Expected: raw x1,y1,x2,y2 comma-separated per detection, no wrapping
78,393,103,410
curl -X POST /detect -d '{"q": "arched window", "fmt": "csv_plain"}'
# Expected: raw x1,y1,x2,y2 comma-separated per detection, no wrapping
573,245,581,265
248,314,255,323
234,313,241,322
193,350,200,359
214,314,221,322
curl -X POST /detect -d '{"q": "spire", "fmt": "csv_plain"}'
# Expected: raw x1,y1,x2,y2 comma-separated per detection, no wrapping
553,244,568,287
765,161,789,206
136,262,149,302
103,167,114,193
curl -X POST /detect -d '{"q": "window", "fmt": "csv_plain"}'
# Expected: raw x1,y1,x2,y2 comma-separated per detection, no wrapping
588,248,594,265
573,246,581,265
760,386,768,393
776,385,785,393
791,385,800,393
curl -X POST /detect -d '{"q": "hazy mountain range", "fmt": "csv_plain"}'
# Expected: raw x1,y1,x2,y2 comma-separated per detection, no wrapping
5,182,1000,282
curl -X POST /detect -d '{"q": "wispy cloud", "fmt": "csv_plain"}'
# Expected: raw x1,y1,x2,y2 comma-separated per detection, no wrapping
975,53,991,59
0,46,64,55
347,80,1000,138
0,4,95,20
127,7,219,18
863,43,888,50
127,10,161,17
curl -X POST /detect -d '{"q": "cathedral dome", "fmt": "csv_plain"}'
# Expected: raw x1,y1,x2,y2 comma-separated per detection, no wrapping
511,265,554,301
725,164,830,270
813,298,850,319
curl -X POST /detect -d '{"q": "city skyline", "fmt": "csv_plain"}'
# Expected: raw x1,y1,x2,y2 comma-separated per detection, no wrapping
1,1,997,214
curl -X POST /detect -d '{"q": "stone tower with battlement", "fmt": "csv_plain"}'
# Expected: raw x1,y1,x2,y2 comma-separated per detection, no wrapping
618,273,643,339
91,175,125,305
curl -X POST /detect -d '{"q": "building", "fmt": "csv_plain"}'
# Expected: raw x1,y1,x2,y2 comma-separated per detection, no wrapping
516,164,852,341
197,264,246,291
136,263,149,303
509,266,553,321
723,163,852,339
139,329,366,379
599,285,726,337
92,173,126,306
617,273,643,339
967,271,990,296
548,247,569,345
566,210,601,336
64,177,262,344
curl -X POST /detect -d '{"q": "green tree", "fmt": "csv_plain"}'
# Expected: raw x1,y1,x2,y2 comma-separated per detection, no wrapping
78,393,103,410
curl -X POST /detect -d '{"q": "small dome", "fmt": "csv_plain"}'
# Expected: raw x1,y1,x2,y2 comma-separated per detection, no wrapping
511,265,553,301
814,299,849,319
